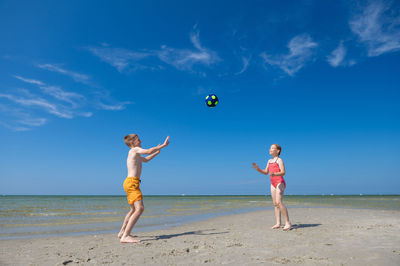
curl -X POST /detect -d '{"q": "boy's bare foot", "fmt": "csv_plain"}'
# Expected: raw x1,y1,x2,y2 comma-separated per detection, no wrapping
120,235,140,243
283,223,292,231
118,231,124,238
271,224,283,229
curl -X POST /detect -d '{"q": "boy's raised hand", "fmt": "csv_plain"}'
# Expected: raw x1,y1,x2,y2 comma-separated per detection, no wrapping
162,136,170,147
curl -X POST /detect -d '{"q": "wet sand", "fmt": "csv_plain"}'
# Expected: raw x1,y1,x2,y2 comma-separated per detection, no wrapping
1,207,399,265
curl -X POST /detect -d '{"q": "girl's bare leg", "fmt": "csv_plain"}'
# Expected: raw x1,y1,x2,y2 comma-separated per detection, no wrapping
275,183,291,230
270,185,282,229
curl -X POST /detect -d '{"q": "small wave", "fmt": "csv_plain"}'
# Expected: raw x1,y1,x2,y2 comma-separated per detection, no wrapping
29,212,60,217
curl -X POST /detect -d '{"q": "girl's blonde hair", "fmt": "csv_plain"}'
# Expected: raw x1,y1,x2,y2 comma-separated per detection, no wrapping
272,144,282,155
124,134,138,148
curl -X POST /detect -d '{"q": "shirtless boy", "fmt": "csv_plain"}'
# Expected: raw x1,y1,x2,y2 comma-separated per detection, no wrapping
118,134,170,243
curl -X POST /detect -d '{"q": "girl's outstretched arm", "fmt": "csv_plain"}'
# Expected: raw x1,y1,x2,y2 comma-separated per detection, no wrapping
252,162,269,175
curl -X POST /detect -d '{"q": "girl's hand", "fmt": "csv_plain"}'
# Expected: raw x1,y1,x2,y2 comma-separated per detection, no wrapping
270,173,275,177
252,163,260,170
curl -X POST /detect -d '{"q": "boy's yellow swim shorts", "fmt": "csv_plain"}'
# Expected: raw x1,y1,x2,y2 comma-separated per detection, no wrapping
123,177,143,204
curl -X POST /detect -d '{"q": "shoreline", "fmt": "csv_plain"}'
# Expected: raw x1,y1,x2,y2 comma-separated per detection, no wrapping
1,207,400,265
3,204,399,241
0,206,271,241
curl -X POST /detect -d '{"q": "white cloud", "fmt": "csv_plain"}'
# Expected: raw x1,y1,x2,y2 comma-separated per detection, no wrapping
14,75,44,86
1,74,131,130
79,112,93,117
261,34,318,76
97,101,132,111
0,93,73,118
15,75,85,107
18,117,47,127
87,46,151,72
0,104,30,131
195,87,207,95
0,103,47,130
88,28,219,73
37,64,91,84
327,42,347,67
350,1,400,56
235,56,251,75
39,85,85,107
157,31,220,71
0,121,30,131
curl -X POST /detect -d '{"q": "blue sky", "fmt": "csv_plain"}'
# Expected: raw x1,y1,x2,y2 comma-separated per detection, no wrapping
0,0,399,195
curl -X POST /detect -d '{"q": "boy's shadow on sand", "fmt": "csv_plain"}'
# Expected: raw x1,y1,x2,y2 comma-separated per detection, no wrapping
139,225,321,241
140,229,227,242
291,223,321,230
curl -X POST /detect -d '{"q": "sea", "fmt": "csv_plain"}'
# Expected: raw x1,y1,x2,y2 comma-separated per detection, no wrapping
1,195,399,240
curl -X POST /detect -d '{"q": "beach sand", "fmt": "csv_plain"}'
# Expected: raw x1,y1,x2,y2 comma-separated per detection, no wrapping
1,207,399,265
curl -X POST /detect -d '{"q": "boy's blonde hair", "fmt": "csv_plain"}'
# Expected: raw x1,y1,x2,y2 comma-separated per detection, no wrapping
272,144,282,155
124,134,138,148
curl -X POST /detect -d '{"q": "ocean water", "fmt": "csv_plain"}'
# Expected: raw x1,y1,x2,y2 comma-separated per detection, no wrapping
0,195,399,240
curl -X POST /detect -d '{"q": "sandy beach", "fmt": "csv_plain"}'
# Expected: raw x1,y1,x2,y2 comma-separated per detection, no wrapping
1,207,399,265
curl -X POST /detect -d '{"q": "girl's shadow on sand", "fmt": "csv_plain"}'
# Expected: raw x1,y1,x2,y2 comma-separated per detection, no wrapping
140,229,228,242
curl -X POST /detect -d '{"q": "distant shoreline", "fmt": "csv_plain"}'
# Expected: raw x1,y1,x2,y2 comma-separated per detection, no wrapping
2,194,400,196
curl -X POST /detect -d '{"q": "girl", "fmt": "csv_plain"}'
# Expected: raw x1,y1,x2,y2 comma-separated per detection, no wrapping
252,144,291,231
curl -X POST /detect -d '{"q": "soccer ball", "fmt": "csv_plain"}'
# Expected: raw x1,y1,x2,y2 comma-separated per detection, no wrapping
205,94,219,107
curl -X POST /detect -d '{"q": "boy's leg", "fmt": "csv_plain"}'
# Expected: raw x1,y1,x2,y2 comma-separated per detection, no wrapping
275,183,291,230
118,205,135,238
270,185,282,229
120,200,144,243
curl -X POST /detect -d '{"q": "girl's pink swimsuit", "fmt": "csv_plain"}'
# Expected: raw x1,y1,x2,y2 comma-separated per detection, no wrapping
268,159,286,188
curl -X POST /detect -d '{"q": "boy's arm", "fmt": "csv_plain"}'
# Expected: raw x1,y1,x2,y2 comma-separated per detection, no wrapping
134,146,161,155
134,136,170,155
141,150,160,163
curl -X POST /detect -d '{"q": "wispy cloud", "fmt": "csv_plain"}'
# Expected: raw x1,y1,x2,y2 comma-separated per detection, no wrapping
39,85,85,107
87,46,151,72
0,74,131,130
0,101,50,131
327,42,347,67
88,28,219,73
350,1,400,57
235,56,251,75
157,30,220,71
18,117,47,127
194,86,207,96
327,42,356,67
0,93,73,118
0,121,29,131
14,75,45,86
15,75,85,107
97,101,132,111
37,64,91,84
261,34,318,76
0,104,35,131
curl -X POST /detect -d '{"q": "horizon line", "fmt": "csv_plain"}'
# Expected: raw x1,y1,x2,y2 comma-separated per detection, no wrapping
2,194,399,196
